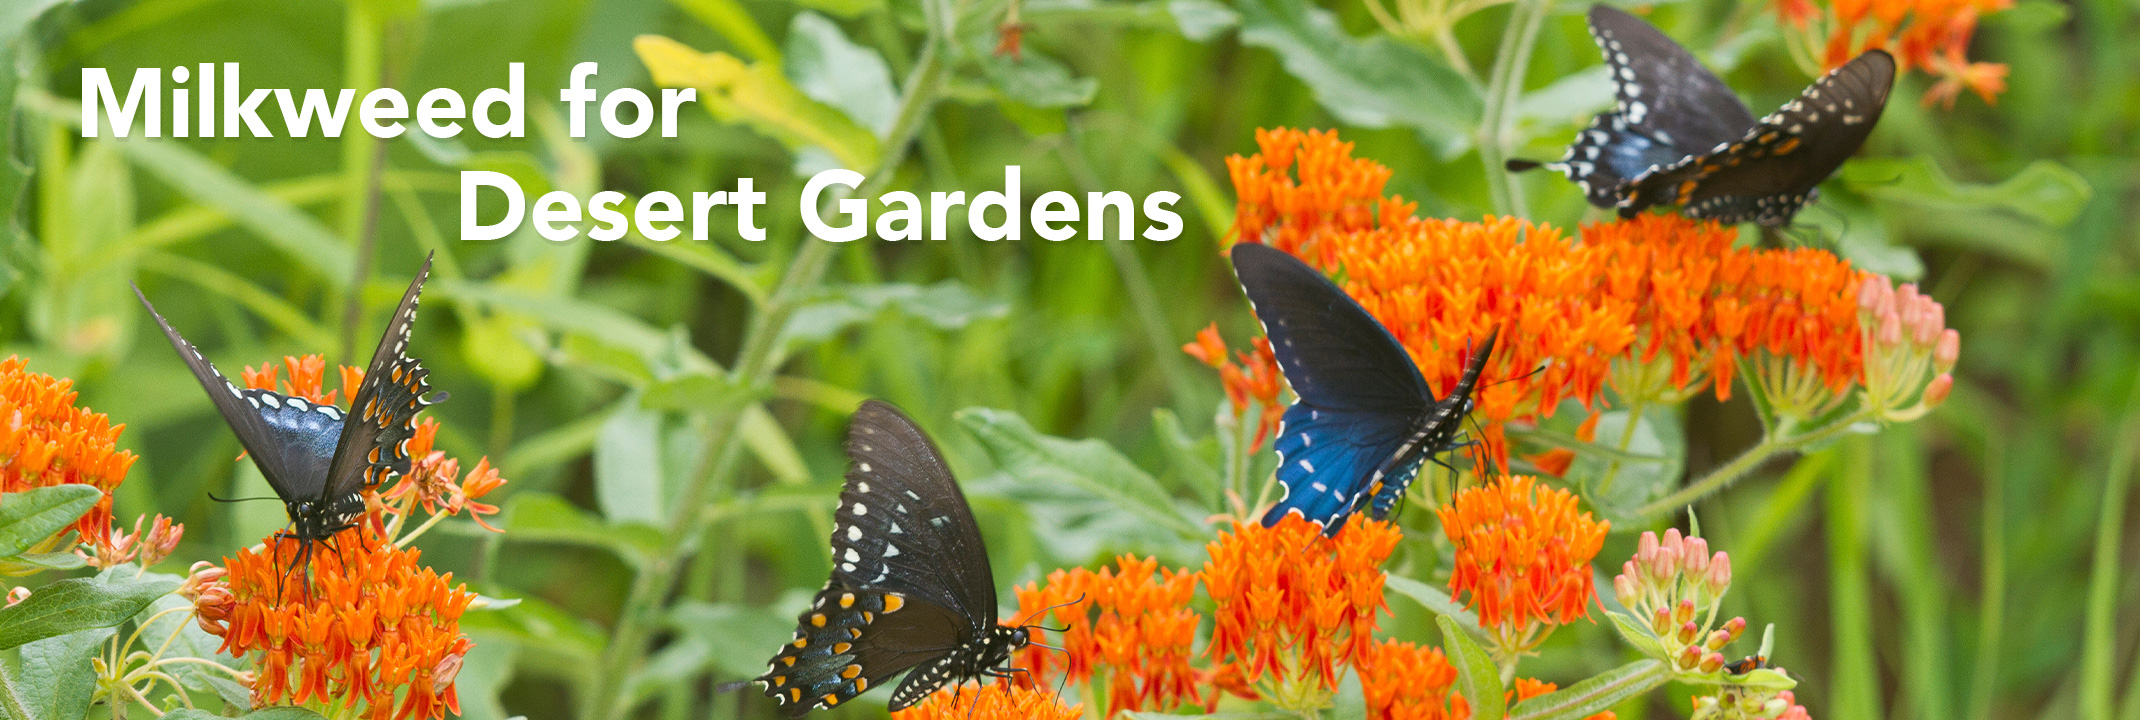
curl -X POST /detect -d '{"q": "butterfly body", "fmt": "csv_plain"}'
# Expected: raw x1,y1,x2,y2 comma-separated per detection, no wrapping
1231,243,1496,533
1509,5,1892,227
133,254,444,559
751,400,1027,716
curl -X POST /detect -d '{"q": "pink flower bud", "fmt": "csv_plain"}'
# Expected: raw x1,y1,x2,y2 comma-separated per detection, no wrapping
1678,644,1704,670
1637,530,1659,560
1700,652,1726,674
5,587,27,607
433,652,466,694
1858,275,1888,312
1652,542,1681,581
1661,527,1684,552
1936,329,1960,372
1879,309,1904,347
1679,621,1701,644
1924,374,1953,408
1614,573,1639,608
1723,616,1746,641
1652,607,1673,635
1674,599,1697,625
1914,303,1946,346
1706,629,1732,650
1683,537,1710,576
1706,553,1733,595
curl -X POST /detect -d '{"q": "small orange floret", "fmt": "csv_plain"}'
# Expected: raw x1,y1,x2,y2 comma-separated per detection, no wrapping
889,681,1082,720
1204,515,1399,691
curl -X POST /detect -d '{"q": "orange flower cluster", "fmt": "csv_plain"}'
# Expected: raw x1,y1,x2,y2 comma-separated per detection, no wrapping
195,524,476,720
1774,0,2009,107
1437,476,1608,653
245,355,505,533
1183,324,1285,453
1225,130,1893,465
1225,127,1410,264
1204,515,1401,694
1013,555,1202,715
889,682,1083,720
0,356,138,554
1360,639,1469,720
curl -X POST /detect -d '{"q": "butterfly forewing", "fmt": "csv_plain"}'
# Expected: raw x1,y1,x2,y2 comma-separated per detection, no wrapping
1618,50,1896,226
1230,243,1430,413
325,255,444,498
753,400,1009,716
134,286,347,502
1588,6,1755,151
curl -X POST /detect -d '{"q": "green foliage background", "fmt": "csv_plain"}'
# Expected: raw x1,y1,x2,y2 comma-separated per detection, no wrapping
0,0,2131,718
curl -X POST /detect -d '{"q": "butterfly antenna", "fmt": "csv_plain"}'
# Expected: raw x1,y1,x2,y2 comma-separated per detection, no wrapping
1012,593,1086,628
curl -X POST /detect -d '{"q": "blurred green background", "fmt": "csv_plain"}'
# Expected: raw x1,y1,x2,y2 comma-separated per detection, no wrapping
0,0,2132,718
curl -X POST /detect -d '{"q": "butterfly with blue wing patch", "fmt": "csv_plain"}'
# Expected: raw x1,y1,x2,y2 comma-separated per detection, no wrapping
132,253,446,570
1510,6,1893,227
746,400,1030,716
1230,243,1496,535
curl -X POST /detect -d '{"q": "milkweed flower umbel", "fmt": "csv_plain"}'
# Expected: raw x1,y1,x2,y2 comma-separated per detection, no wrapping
207,524,477,720
889,681,1083,720
1856,275,1958,421
1611,529,1746,674
1012,555,1203,715
1203,515,1401,710
1359,639,1470,720
1183,324,1286,453
0,356,139,569
1772,0,2009,106
1438,476,1608,658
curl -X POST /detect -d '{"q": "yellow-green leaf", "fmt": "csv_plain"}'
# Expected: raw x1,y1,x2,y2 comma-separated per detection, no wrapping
635,35,881,170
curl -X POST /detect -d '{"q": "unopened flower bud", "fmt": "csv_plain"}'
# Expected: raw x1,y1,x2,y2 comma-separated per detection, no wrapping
1914,303,1945,346
1935,329,1960,372
1683,537,1710,576
1723,616,1746,641
1924,374,1953,408
1673,599,1697,625
1677,644,1703,670
1706,553,1732,595
1700,652,1725,673
433,652,466,694
1858,275,1892,313
138,515,183,568
1614,573,1639,609
5,587,27,607
1637,530,1659,560
1652,607,1673,636
1879,309,1904,347
1678,621,1701,644
1706,629,1732,650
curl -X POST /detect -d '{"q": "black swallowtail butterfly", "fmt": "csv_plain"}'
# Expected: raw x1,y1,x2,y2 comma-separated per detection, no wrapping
1508,5,1895,227
133,254,445,564
746,400,1028,716
1230,243,1495,534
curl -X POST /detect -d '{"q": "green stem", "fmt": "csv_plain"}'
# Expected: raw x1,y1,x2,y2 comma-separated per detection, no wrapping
1969,430,2006,720
1477,0,1549,217
1635,408,1872,519
338,1,383,362
582,28,954,720
1595,397,1645,495
2079,368,2140,720
1827,437,1881,720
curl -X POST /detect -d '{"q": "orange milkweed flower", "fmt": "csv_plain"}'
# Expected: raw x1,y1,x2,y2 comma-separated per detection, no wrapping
205,524,476,720
1359,639,1470,720
1203,515,1400,708
1226,127,1411,264
1777,0,2009,106
0,356,138,561
890,681,1083,720
1013,554,1203,715
1183,324,1286,453
1437,476,1608,657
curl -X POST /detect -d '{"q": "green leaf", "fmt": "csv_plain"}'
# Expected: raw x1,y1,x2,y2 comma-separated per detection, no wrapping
1439,615,1506,720
1231,0,1479,156
667,601,796,680
1507,659,1668,720
457,589,605,680
0,484,101,558
451,641,519,720
1152,408,1221,509
1606,611,1667,660
1843,157,2091,228
497,492,664,567
1385,574,1484,635
596,398,669,524
130,587,243,707
7,552,85,570
163,708,330,720
0,575,179,650
1167,0,1239,41
784,282,1009,346
970,43,1098,109
958,407,1203,537
637,34,882,170
1568,406,1686,524
10,628,114,720
785,12,898,137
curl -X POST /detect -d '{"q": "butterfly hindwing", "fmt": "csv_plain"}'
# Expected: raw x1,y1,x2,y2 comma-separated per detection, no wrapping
1267,404,1416,527
1364,332,1496,519
1618,50,1896,226
134,286,347,503
325,254,444,498
753,400,1023,715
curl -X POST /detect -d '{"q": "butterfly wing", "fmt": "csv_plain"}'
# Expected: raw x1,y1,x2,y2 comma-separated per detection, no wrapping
323,255,444,499
1232,243,1436,531
754,400,999,715
134,286,347,503
1617,50,1895,226
1365,331,1496,520
1510,6,1756,208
